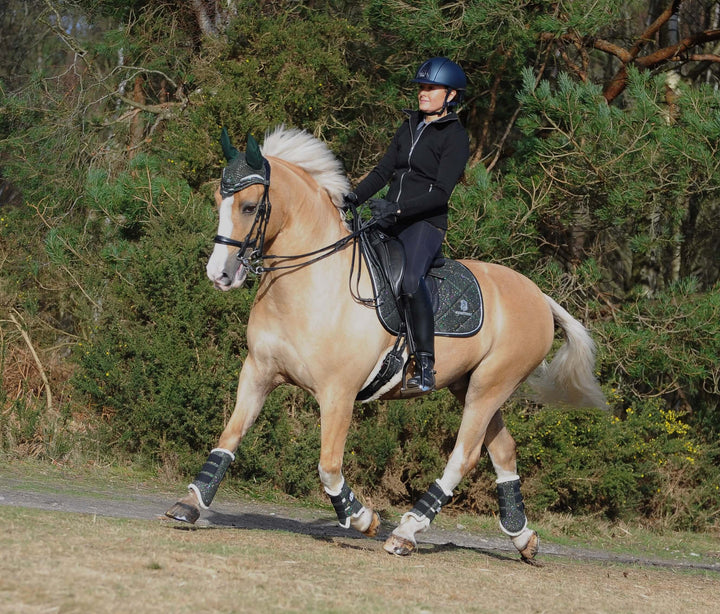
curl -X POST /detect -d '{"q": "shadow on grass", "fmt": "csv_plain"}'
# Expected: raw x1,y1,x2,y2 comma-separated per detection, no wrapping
168,507,523,563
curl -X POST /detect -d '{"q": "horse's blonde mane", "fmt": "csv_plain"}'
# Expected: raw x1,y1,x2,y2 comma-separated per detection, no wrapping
260,125,350,209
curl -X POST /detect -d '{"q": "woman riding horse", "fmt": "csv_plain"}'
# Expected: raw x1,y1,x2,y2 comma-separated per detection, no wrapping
165,116,606,561
346,57,470,392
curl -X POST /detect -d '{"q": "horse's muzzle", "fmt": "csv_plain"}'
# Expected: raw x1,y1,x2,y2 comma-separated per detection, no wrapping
207,244,252,291
211,264,248,291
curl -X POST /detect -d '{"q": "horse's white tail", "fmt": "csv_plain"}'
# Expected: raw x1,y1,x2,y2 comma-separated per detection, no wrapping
527,295,607,409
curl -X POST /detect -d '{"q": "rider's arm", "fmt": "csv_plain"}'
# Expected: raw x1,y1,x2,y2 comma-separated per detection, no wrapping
352,126,403,204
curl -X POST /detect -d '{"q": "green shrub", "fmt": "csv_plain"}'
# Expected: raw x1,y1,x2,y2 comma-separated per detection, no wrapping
503,397,720,529
72,159,250,461
595,280,720,438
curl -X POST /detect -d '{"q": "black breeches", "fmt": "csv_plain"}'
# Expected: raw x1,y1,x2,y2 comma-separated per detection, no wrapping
397,221,445,294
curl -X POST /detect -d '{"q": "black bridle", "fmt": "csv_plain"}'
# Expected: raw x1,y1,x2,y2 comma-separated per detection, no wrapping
213,157,373,278
213,158,274,275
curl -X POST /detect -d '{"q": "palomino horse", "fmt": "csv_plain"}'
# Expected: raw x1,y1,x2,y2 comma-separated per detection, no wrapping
166,126,606,561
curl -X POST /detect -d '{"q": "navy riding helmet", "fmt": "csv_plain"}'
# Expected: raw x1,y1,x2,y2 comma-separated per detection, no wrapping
411,57,467,110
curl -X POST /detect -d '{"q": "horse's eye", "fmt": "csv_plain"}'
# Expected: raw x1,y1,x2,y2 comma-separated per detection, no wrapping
241,202,258,215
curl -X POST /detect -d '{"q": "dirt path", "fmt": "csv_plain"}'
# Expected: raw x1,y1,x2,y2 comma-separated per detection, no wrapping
2,473,718,573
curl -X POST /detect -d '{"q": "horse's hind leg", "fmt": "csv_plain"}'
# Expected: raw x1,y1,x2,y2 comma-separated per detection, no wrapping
484,410,540,563
444,387,538,563
165,355,275,524
384,372,538,562
316,390,380,537
384,372,513,556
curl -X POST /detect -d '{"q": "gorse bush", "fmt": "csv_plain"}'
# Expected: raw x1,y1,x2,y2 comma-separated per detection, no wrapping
503,397,719,529
595,280,720,438
72,158,250,461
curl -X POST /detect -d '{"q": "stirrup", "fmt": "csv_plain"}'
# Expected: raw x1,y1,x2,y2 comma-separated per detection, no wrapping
406,353,435,392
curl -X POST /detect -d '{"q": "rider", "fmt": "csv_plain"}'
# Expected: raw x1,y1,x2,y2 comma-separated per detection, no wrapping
346,57,470,392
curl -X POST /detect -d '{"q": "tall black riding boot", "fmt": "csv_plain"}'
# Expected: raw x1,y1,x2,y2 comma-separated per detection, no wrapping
404,279,436,392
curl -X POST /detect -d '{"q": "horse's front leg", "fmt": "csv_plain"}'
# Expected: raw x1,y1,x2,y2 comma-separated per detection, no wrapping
483,410,539,563
316,390,381,537
165,355,275,524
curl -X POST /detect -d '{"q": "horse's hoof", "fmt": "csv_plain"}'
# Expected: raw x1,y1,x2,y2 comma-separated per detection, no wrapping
383,534,416,556
362,511,381,538
165,501,200,524
519,531,541,566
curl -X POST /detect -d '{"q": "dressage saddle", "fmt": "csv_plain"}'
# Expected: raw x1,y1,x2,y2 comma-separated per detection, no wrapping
355,228,484,401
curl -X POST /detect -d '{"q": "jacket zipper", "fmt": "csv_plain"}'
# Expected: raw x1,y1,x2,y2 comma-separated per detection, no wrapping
396,120,426,203
396,113,455,204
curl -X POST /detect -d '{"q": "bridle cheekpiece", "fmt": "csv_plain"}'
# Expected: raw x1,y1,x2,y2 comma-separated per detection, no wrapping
214,129,272,275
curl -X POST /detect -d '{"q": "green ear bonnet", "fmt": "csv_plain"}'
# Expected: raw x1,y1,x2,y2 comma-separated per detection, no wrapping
219,128,269,198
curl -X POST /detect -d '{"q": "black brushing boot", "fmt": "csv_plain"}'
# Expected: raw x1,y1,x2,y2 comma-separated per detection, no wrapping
404,278,436,392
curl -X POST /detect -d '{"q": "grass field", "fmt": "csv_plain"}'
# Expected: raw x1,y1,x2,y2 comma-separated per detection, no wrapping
1,459,719,613
2,505,720,614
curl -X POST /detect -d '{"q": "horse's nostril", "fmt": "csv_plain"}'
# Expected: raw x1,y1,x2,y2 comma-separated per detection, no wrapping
212,273,230,287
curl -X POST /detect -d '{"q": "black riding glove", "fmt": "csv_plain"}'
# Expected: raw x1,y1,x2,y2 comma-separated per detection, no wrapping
368,198,400,228
343,192,359,208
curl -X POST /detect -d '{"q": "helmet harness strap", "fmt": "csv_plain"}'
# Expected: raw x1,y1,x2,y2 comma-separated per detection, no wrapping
422,88,454,117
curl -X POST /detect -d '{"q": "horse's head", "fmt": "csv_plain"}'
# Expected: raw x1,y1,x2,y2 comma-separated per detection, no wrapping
206,129,271,291
207,126,352,290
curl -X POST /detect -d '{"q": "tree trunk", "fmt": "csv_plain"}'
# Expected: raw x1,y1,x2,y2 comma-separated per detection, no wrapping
129,75,145,158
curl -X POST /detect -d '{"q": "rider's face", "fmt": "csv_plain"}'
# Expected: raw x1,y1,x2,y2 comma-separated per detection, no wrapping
418,84,456,116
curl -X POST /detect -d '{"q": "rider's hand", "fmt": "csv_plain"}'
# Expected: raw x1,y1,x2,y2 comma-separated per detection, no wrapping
343,192,359,208
368,198,400,228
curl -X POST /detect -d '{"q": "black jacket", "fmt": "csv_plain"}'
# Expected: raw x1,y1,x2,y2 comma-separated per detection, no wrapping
354,110,470,230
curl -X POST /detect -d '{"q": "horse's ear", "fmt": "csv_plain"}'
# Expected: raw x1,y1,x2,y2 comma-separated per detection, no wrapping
245,133,264,170
220,127,240,161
